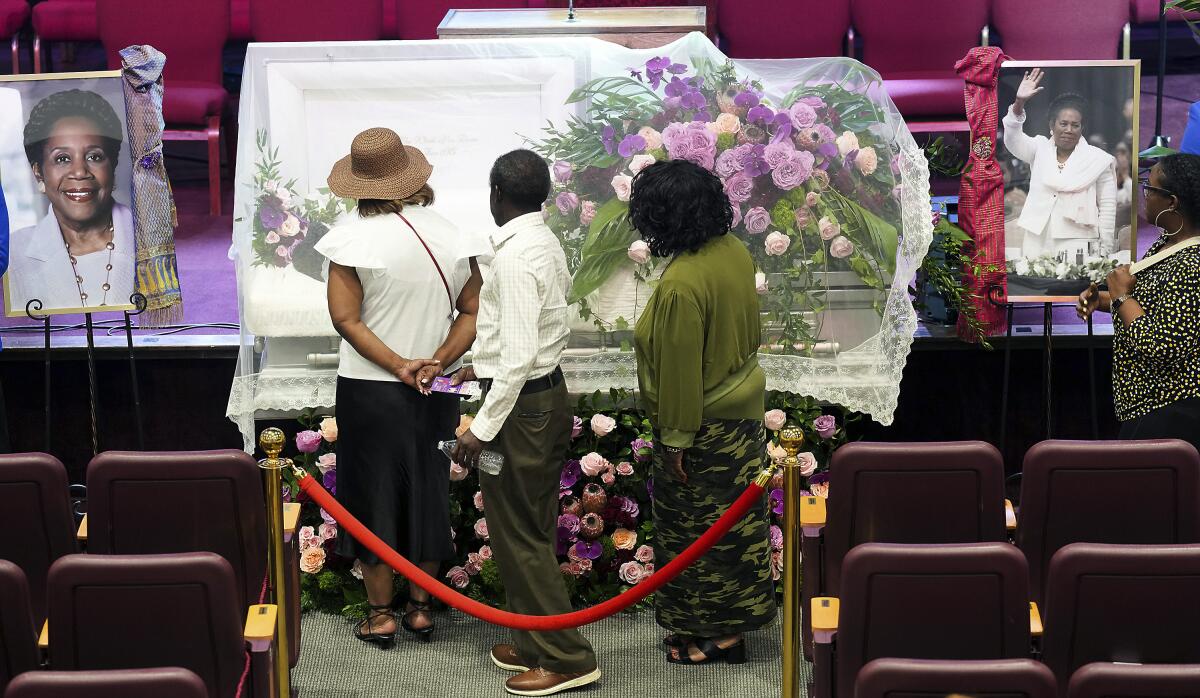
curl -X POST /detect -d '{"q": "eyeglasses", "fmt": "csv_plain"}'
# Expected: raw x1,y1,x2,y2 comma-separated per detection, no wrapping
1140,178,1174,199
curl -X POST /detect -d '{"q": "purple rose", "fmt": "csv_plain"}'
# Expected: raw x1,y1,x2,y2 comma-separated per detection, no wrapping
259,204,287,231
552,160,572,183
798,95,826,110
814,415,837,439
723,171,754,204
814,124,837,144
715,145,748,179
771,151,815,191
295,430,322,453
631,437,654,462
769,488,784,516
731,203,742,228
618,496,640,519
558,513,581,536
574,540,603,560
744,206,771,235
618,133,647,158
787,102,818,130
763,140,797,170
579,200,597,226
769,524,783,550
555,191,580,215
662,121,717,171
320,507,336,526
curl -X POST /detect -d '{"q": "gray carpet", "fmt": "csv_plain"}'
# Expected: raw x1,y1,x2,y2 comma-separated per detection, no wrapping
292,610,804,698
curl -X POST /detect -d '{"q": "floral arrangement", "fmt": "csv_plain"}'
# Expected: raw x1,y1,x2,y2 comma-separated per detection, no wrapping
281,394,855,619
247,130,354,281
1006,254,1118,283
533,56,901,350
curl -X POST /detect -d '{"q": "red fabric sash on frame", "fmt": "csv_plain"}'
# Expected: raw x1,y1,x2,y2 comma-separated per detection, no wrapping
955,46,1011,338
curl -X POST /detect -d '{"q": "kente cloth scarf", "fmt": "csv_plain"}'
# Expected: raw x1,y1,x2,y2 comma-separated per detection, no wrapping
120,45,182,326
955,46,1010,338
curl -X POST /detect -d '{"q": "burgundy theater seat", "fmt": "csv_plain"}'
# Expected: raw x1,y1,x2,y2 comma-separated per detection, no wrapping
85,449,301,667
46,553,277,698
30,0,96,74
801,440,1008,657
1017,439,1200,606
717,0,849,58
393,0,532,40
0,561,37,696
811,542,1032,698
5,668,208,698
1067,662,1200,698
251,0,383,41
855,658,1058,698
1,0,28,74
993,0,1129,60
0,453,76,623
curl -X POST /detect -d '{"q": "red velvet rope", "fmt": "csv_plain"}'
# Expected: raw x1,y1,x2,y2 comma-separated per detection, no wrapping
299,474,767,631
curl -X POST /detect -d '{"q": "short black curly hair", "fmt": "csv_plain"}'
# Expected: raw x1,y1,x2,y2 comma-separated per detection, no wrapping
628,159,732,257
490,149,550,212
1158,153,1200,223
1047,92,1088,130
23,89,124,167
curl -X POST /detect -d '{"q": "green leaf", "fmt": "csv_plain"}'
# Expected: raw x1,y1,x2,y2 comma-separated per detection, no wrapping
570,199,636,303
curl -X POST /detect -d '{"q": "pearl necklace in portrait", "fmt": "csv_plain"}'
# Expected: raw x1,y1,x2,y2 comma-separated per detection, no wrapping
65,223,116,307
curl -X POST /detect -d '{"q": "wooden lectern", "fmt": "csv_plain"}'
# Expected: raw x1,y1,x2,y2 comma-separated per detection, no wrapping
436,6,707,49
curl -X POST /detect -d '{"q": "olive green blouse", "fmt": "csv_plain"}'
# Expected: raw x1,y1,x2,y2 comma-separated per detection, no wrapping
634,234,766,449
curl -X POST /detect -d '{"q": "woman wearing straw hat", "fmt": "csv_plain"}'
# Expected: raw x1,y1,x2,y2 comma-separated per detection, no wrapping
317,127,488,647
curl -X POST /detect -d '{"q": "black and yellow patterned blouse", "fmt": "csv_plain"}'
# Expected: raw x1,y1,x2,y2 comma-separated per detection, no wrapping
1112,236,1200,422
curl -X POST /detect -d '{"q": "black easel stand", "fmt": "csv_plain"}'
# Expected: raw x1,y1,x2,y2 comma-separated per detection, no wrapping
25,293,149,455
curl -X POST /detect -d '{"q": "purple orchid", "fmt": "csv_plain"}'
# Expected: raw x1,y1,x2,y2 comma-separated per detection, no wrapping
770,113,794,144
574,540,603,560
681,89,707,111
746,104,775,125
560,459,582,490
628,67,643,81
734,90,761,109
602,125,617,155
818,142,839,159
617,133,647,158
741,145,769,178
770,488,785,516
322,469,336,495
259,204,287,230
666,62,688,75
645,56,672,89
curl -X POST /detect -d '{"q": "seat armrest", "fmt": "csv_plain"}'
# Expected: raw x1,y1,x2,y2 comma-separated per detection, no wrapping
282,503,301,542
245,604,278,652
1029,602,1043,637
1005,499,1017,532
800,496,827,535
77,514,88,542
38,620,48,650
811,596,839,641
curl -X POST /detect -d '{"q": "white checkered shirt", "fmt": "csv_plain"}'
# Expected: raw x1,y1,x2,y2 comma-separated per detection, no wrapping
469,212,571,442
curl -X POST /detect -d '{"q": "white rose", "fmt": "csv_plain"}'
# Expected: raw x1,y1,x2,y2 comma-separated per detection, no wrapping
590,413,617,436
764,231,791,256
836,130,860,157
628,154,656,175
611,174,633,202
1015,260,1030,276
755,272,768,295
627,240,651,265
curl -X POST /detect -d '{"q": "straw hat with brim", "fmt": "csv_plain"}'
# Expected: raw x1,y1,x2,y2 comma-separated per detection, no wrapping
327,127,433,200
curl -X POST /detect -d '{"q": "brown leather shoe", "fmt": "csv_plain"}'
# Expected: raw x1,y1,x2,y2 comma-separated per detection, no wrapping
490,644,531,673
504,667,601,697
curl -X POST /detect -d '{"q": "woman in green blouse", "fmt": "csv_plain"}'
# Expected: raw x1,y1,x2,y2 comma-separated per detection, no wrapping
629,160,774,665
1078,153,1200,451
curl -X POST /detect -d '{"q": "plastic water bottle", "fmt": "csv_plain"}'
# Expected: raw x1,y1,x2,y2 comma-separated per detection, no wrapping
438,440,504,476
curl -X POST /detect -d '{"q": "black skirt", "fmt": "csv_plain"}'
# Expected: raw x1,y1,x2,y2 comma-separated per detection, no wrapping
334,376,458,565
1118,396,1200,454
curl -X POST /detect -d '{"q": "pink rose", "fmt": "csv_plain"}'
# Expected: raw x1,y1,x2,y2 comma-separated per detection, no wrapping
445,566,469,589
300,546,326,574
555,191,580,215
770,524,783,551
763,140,797,170
731,204,743,228
794,207,811,229
318,417,337,442
571,416,584,439
856,146,879,175
552,160,573,183
755,272,769,295
835,130,860,157
814,414,837,439
295,430,321,453
280,214,301,237
638,126,663,151
628,154,656,174
479,545,493,560
350,559,364,581
627,240,651,265
601,471,615,485
635,544,655,563
580,452,610,477
764,231,791,256
319,523,338,541
644,563,655,575
611,174,633,202
771,151,814,191
473,491,485,511
770,550,783,581
662,121,717,171
579,200,597,226
764,409,787,431
818,216,840,241
830,235,855,259
449,462,468,481
473,517,489,540
590,413,617,436
466,552,485,574
265,231,280,244
615,461,634,476
797,451,818,477
298,525,316,549
723,171,754,204
275,245,289,259
744,206,771,235
806,192,821,207
710,112,741,135
787,102,818,130
316,453,337,475
618,561,649,585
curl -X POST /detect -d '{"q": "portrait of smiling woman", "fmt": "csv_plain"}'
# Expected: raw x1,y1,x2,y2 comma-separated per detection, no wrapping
2,82,133,315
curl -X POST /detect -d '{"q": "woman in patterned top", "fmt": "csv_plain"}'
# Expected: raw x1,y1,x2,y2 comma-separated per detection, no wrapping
1078,154,1200,451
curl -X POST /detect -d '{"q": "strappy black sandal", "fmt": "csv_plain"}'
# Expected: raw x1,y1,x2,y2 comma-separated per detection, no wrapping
661,633,691,650
401,597,435,643
666,637,746,665
354,604,398,649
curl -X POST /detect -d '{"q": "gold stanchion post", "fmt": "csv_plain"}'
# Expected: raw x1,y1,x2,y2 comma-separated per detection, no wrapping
258,427,293,698
777,423,806,698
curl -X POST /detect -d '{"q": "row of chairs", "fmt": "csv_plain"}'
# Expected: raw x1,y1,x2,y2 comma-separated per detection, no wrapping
0,450,303,696
800,437,1200,697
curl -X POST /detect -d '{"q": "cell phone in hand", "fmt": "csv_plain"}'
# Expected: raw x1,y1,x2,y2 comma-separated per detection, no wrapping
429,376,481,398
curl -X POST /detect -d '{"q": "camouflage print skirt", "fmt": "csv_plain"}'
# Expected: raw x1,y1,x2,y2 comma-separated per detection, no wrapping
652,418,776,637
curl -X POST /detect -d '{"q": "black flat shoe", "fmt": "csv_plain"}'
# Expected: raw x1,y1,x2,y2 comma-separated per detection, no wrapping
401,597,435,643
354,604,397,649
666,638,746,665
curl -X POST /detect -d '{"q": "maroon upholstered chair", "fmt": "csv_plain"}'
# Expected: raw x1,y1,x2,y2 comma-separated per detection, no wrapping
0,561,37,696
30,0,96,74
46,553,277,698
230,0,251,41
96,0,230,215
1067,662,1200,698
0,453,76,623
1041,543,1200,689
810,542,1032,698
250,0,383,41
393,0,532,40
5,668,208,698
852,0,988,119
993,0,1129,60
0,0,28,74
718,0,850,58
1017,439,1200,606
855,658,1058,698
84,450,301,667
800,440,1009,658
